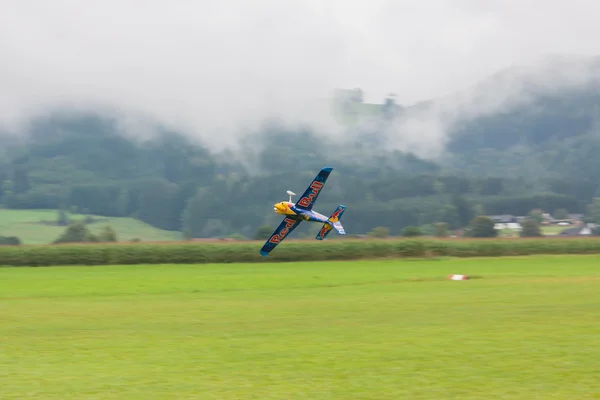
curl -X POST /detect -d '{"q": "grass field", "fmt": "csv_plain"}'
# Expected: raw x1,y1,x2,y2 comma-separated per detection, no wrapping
1,256,599,399
497,225,569,236
541,225,571,235
0,209,180,244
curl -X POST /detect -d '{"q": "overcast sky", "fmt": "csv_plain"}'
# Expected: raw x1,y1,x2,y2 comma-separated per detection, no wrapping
2,0,600,148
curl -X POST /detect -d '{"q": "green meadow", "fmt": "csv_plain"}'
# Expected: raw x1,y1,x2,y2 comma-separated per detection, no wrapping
0,209,180,244
1,256,599,399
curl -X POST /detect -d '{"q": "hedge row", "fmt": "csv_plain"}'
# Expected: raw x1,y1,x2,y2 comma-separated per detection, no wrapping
2,237,600,267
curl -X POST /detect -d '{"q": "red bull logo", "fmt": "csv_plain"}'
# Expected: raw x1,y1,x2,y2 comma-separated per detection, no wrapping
317,224,331,238
329,207,343,222
269,218,296,244
297,181,324,208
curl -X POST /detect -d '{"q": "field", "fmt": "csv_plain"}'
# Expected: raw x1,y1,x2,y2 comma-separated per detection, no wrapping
541,225,571,235
2,256,599,399
0,209,180,244
497,225,568,236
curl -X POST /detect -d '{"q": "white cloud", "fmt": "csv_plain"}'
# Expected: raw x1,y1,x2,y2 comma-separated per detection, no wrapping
2,0,600,154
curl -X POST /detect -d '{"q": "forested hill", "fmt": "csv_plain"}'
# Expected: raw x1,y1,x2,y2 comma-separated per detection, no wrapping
1,56,600,239
441,56,600,181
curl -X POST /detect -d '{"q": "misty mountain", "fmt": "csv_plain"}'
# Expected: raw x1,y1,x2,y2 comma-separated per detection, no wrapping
1,55,600,238
6,54,600,181
396,54,600,181
0,107,594,239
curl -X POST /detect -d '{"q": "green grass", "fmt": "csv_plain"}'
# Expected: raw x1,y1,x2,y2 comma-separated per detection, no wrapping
542,225,571,235
1,256,599,399
0,209,180,244
497,225,571,236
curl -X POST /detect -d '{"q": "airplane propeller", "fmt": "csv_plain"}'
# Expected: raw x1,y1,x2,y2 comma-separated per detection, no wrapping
286,190,296,202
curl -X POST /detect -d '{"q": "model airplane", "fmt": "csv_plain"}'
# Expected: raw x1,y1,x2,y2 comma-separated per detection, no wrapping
259,166,347,257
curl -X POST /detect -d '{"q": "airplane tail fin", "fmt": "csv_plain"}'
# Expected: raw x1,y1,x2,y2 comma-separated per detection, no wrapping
315,205,346,240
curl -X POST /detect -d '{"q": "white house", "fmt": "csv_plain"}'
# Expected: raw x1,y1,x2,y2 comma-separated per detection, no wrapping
494,222,522,231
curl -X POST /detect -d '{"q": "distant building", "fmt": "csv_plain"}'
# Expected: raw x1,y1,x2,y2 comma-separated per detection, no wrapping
558,225,594,236
569,214,584,221
494,222,522,231
541,213,555,225
489,214,518,223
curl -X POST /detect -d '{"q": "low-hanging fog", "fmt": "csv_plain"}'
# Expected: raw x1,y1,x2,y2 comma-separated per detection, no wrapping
3,0,600,159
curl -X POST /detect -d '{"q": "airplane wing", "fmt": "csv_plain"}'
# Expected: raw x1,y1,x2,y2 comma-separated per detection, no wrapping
294,166,333,211
259,217,302,257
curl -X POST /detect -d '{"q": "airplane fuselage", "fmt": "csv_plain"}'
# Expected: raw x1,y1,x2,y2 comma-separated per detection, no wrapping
273,201,330,224
260,166,345,257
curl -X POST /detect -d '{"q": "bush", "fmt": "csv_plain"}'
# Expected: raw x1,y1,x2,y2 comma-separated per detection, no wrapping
97,225,118,242
401,226,422,237
1,237,600,267
368,226,390,238
434,222,448,237
0,236,21,246
467,216,498,238
53,221,98,244
520,219,543,237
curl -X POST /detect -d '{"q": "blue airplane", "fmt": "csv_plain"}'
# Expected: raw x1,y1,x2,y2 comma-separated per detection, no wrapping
259,167,346,257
